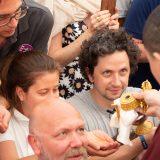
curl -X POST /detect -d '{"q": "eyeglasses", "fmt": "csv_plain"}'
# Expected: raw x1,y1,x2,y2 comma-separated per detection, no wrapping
0,0,29,27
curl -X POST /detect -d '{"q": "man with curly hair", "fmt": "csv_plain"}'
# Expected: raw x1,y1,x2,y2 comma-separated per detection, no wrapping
67,28,159,159
68,28,141,135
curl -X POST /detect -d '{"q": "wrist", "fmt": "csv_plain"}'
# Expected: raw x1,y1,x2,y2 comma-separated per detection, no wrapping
139,135,148,149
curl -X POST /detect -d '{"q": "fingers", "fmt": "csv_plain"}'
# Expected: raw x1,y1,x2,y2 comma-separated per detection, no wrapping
92,130,114,143
3,110,11,128
133,90,160,118
92,10,110,19
87,145,118,157
110,13,119,20
108,21,119,30
132,92,144,100
90,10,111,30
100,141,120,150
108,13,119,30
0,107,11,133
86,130,110,149
0,122,7,133
89,10,120,32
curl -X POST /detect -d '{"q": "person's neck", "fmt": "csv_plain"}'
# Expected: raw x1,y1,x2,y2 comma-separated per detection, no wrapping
90,88,113,110
0,37,6,48
18,105,30,118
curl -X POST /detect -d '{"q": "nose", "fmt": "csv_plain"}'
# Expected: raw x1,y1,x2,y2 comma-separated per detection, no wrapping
112,74,121,86
8,17,18,28
70,133,83,148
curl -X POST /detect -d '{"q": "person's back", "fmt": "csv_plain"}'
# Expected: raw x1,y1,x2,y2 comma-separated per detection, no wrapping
140,5,160,160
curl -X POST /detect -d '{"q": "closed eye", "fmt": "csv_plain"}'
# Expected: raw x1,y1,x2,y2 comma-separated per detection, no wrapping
38,89,48,95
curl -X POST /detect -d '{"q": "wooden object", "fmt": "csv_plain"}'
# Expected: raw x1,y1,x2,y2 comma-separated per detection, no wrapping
101,0,116,15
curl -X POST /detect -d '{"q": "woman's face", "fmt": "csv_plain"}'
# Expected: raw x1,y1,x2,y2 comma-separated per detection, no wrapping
17,71,60,117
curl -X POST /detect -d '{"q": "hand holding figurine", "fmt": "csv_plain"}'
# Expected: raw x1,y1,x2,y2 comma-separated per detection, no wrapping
133,89,160,119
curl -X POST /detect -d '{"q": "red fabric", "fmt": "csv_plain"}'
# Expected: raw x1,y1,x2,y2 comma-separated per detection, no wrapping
142,125,160,160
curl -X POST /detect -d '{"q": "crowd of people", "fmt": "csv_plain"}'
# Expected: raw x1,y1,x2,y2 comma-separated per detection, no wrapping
0,0,160,160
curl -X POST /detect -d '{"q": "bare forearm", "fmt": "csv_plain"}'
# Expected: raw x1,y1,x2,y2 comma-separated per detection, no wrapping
90,135,151,160
49,29,92,66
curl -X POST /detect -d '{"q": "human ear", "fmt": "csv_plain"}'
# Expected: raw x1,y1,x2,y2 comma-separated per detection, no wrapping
85,67,94,83
28,134,41,156
15,86,25,101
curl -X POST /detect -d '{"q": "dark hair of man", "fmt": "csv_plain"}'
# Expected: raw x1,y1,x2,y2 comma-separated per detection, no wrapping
143,5,160,54
79,28,140,82
0,51,61,110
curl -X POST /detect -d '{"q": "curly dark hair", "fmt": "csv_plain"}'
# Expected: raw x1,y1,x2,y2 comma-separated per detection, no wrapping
79,28,140,82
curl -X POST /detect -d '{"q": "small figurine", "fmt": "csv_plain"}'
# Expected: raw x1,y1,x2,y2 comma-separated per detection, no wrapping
110,80,153,145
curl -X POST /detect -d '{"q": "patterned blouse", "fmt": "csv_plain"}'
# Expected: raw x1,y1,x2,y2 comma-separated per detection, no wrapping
59,21,92,99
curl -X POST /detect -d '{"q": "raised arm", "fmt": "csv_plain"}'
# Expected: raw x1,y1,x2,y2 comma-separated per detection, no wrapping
48,10,119,66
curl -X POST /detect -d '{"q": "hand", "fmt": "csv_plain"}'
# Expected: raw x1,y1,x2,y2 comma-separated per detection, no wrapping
108,13,119,30
132,90,160,119
89,10,111,31
0,106,11,133
86,130,119,156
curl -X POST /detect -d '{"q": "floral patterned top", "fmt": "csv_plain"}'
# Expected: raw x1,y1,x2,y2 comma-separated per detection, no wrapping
59,21,92,99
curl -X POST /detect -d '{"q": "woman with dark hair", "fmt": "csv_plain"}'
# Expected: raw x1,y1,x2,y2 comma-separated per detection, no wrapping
0,51,121,159
0,51,61,160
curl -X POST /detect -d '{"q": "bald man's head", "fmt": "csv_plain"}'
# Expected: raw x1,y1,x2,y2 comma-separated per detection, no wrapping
28,98,87,160
29,98,84,134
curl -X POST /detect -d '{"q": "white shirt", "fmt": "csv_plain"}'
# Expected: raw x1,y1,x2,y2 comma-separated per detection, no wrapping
0,109,34,158
116,0,133,18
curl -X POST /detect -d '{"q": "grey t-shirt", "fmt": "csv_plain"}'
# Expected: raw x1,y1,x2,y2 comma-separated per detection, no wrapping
68,87,160,138
68,90,118,137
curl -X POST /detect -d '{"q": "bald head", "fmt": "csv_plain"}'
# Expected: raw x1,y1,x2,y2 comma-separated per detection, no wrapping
28,98,88,160
29,98,84,134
